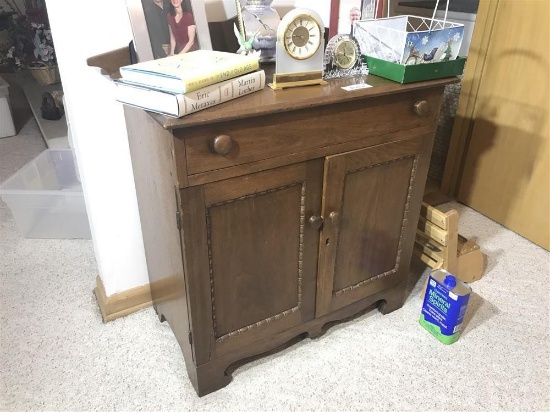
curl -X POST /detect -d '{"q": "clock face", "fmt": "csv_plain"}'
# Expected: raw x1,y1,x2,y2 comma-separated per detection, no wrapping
334,39,358,69
323,34,366,80
283,14,322,60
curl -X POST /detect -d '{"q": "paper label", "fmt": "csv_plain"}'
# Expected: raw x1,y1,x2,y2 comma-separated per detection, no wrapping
421,274,470,336
342,83,372,91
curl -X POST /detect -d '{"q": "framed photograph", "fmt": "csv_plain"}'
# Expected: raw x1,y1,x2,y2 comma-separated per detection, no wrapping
125,0,212,62
364,0,385,20
329,0,384,38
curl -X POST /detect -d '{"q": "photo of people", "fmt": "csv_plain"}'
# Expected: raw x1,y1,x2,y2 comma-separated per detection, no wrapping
337,0,362,36
141,0,170,58
167,0,199,54
141,0,198,59
361,0,380,20
349,6,361,36
337,0,382,37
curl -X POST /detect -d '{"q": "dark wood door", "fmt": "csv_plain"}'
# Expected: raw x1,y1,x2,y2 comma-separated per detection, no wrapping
316,137,424,316
180,160,323,363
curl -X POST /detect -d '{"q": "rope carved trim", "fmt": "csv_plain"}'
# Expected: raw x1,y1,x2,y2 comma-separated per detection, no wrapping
333,155,419,297
206,182,306,343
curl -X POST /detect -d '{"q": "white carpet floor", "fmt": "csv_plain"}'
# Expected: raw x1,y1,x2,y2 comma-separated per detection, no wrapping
1,118,549,411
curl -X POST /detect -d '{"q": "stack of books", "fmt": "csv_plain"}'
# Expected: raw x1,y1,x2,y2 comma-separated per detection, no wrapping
114,50,265,118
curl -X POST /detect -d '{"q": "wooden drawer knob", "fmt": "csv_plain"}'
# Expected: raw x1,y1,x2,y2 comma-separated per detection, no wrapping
308,215,324,230
413,100,430,117
211,134,233,155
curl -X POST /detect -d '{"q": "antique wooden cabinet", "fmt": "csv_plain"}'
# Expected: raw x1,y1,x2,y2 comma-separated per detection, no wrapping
120,69,455,396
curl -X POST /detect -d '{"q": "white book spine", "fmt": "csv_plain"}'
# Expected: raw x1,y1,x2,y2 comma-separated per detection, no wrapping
179,70,265,117
115,70,266,118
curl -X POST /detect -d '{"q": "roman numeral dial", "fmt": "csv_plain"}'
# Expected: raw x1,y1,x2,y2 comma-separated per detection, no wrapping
282,14,322,60
334,39,358,69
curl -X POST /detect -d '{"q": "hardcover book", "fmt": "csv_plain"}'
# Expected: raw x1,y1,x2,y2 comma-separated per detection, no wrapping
114,70,266,118
119,50,260,94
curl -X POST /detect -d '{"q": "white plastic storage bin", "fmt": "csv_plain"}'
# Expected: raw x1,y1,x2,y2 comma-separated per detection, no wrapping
0,149,91,239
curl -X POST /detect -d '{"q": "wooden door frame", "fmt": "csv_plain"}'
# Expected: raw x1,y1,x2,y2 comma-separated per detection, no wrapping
440,0,500,196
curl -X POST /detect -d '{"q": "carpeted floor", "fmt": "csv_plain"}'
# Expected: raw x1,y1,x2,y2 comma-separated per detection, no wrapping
0,118,549,411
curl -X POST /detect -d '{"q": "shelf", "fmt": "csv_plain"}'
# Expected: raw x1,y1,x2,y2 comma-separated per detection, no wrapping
17,70,68,149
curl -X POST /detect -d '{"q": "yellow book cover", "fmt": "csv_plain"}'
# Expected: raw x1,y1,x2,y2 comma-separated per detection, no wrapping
119,50,260,94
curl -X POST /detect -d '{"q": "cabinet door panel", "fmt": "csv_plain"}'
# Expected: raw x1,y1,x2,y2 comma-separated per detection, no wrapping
316,137,423,316
333,157,414,290
209,183,304,336
181,160,322,362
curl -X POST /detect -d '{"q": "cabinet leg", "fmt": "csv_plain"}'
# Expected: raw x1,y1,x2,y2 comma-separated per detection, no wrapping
193,362,232,397
377,282,407,315
307,323,325,339
153,305,166,323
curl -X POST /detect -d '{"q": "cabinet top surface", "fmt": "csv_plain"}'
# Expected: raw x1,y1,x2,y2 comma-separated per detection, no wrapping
86,46,459,131
151,68,458,130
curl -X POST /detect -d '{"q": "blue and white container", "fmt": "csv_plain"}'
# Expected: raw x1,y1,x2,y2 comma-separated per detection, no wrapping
419,269,471,344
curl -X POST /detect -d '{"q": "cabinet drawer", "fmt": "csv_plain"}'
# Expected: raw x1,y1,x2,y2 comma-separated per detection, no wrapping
182,89,441,176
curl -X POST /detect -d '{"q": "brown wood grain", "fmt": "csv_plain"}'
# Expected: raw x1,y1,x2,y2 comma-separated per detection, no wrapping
184,160,323,358
315,152,346,317
179,185,214,366
86,47,129,78
122,106,198,385
185,125,437,187
151,74,457,129
182,89,441,175
193,279,410,396
317,137,424,313
115,59,450,395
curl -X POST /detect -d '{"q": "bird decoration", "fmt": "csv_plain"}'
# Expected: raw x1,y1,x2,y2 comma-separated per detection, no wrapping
233,23,260,55
422,47,438,63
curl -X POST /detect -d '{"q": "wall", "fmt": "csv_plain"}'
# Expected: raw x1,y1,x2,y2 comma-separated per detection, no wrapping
46,0,147,296
46,0,329,297
206,0,329,23
384,1,477,184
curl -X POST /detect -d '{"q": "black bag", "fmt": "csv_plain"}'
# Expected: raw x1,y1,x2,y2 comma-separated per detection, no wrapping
41,91,64,121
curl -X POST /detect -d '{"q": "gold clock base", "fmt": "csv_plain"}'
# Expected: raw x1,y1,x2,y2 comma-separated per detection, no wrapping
269,71,326,90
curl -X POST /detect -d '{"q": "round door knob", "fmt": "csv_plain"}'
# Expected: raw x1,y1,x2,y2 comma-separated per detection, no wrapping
413,100,430,117
308,215,324,230
211,134,233,155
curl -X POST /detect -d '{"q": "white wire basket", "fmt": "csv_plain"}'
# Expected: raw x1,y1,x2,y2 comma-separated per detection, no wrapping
355,14,464,66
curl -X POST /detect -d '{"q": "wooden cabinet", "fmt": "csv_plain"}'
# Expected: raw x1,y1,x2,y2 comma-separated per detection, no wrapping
316,136,425,316
122,71,456,396
180,160,322,364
